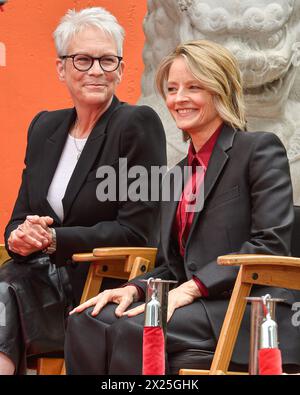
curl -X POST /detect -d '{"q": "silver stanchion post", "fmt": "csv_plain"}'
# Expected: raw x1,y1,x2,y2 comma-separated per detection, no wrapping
246,294,284,375
143,278,177,334
141,278,177,374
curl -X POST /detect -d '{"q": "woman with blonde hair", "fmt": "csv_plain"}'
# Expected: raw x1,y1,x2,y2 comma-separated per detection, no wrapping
65,40,300,374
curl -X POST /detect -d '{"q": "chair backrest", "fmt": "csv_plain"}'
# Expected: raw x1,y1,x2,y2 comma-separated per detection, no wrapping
58,247,157,375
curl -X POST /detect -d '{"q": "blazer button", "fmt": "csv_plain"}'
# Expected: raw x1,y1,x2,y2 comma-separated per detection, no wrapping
187,261,197,271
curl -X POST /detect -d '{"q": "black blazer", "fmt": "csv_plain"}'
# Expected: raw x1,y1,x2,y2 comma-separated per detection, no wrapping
132,124,300,365
5,96,167,302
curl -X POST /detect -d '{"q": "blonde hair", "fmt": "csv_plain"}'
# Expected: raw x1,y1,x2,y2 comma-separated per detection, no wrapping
156,40,246,131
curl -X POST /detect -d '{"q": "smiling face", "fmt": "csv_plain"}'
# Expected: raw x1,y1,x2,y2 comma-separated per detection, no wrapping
166,56,222,138
56,26,124,111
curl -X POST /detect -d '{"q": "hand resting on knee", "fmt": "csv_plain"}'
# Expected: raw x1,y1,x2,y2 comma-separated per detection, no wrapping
69,286,139,318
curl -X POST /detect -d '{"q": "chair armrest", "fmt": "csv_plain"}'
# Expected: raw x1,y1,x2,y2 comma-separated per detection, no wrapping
72,247,157,272
93,247,157,272
72,253,102,262
73,247,157,261
217,254,300,268
92,247,157,258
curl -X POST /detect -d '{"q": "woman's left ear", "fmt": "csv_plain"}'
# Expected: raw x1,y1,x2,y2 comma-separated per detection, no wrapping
56,58,65,82
117,61,125,84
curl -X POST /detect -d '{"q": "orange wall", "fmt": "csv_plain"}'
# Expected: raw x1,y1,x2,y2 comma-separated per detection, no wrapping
0,0,147,241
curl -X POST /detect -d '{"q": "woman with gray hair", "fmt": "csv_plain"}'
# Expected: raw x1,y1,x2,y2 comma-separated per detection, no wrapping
0,7,166,374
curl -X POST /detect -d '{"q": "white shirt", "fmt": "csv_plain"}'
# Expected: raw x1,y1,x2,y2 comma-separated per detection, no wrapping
47,134,87,221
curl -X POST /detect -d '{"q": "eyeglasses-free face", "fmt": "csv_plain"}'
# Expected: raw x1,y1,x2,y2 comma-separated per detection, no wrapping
166,56,222,141
60,54,123,72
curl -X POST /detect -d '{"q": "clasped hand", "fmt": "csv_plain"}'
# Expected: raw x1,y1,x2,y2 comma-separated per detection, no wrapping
8,215,54,256
70,279,201,322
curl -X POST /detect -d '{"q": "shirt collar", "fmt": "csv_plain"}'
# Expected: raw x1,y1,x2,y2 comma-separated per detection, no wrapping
188,123,223,168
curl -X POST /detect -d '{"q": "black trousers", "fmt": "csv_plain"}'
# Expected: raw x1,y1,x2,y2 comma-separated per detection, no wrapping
65,297,300,375
65,300,218,375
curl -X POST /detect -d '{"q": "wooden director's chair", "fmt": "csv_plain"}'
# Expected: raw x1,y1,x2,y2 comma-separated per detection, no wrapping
0,244,157,375
179,253,300,375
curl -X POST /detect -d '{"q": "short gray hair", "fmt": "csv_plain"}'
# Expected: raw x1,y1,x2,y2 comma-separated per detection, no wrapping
53,7,125,57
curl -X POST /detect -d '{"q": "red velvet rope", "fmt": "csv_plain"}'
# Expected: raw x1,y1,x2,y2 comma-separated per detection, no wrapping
142,326,165,375
259,348,283,375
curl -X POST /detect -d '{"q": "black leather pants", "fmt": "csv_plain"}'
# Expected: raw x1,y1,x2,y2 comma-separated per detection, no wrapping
0,256,72,374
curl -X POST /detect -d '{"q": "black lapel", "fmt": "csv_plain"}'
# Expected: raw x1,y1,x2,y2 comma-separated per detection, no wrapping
203,124,236,201
161,157,187,253
39,109,76,223
185,124,237,248
62,96,121,220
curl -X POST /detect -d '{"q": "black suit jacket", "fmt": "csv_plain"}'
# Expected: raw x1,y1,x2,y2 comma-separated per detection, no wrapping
5,96,167,302
132,124,300,364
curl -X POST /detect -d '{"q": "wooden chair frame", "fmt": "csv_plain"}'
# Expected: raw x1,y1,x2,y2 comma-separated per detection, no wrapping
79,247,157,304
0,244,157,374
39,247,157,374
179,254,300,375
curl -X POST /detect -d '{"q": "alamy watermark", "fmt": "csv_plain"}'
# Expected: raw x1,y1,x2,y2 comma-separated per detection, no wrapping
291,302,300,327
95,159,205,213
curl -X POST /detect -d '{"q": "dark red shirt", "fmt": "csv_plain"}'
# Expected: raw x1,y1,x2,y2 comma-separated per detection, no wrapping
175,124,223,297
127,124,223,301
